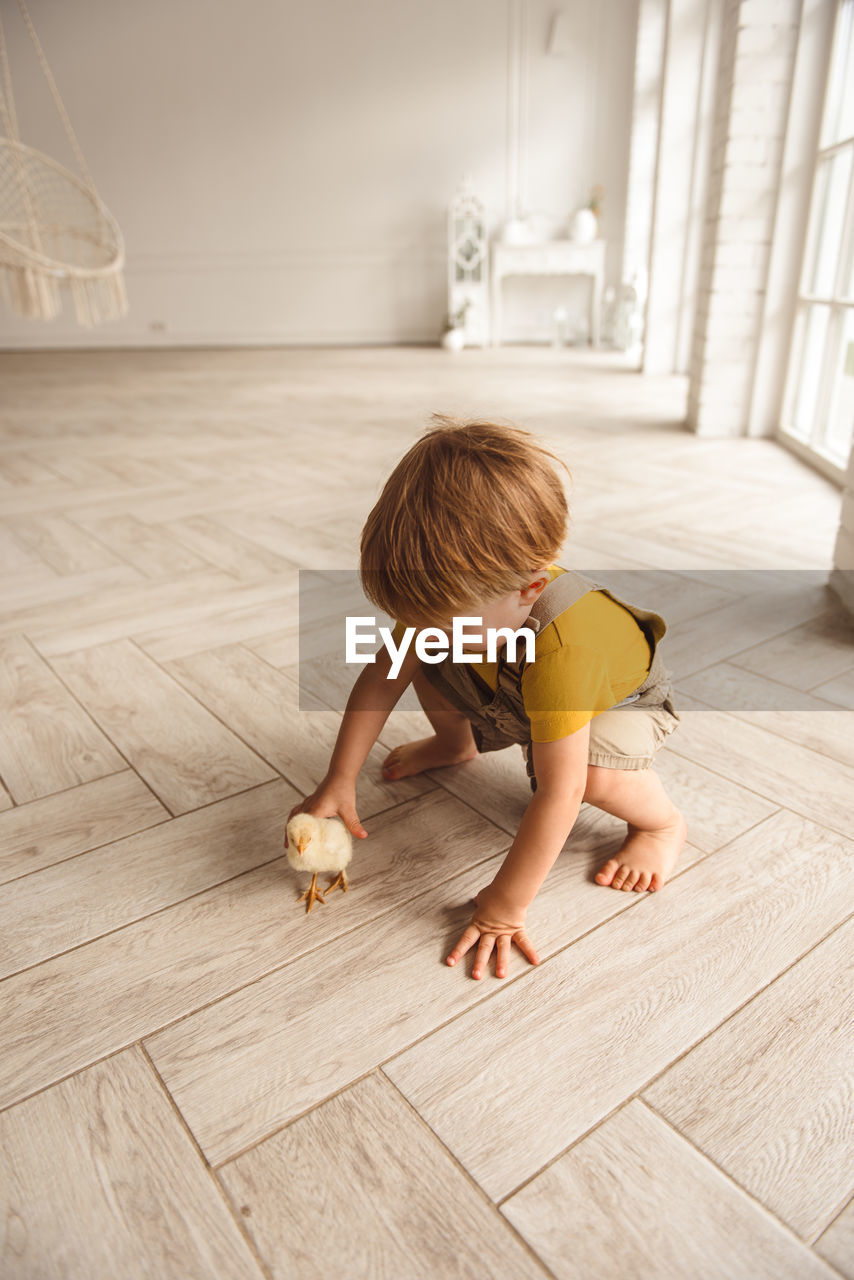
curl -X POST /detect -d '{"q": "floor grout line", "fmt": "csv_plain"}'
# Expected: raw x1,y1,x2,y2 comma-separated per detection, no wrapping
492,905,854,1212
137,1043,275,1280
1,345,848,1274
21,632,179,820
377,1067,559,1279
638,1099,854,1280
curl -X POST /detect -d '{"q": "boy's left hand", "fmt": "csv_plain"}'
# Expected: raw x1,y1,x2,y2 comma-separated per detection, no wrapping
446,884,541,980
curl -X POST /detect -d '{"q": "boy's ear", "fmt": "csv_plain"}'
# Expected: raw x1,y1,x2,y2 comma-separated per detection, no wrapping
520,572,550,601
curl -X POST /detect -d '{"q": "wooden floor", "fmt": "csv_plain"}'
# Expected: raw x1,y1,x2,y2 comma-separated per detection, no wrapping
1,345,852,1280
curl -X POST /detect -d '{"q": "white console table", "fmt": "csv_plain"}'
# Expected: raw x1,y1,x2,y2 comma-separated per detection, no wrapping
490,239,606,347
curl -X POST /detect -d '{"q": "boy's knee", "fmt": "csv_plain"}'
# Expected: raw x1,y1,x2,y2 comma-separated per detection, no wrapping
583,764,609,803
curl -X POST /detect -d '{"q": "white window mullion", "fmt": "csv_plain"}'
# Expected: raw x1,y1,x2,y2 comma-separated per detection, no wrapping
772,0,854,473
834,142,854,300
818,134,854,160
749,0,837,440
812,304,844,451
781,303,807,440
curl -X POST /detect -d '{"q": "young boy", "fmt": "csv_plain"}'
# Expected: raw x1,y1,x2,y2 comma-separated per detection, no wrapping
285,416,686,981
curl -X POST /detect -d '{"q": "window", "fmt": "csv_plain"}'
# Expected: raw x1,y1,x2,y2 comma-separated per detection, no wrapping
781,0,854,470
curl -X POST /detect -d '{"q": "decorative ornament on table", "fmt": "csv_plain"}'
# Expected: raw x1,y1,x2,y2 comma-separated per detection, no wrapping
500,215,536,245
570,184,603,245
501,211,563,245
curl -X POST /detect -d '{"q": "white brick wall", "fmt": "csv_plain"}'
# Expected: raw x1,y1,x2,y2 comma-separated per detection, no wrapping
830,443,854,617
686,0,799,437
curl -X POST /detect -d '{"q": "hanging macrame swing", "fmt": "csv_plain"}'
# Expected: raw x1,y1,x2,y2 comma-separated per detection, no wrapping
0,0,127,326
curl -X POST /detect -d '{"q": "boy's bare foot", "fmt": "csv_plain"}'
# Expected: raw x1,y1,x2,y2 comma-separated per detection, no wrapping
382,735,477,780
595,810,687,893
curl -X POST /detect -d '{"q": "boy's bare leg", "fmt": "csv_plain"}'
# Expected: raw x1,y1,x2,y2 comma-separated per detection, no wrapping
381,667,477,780
584,765,687,892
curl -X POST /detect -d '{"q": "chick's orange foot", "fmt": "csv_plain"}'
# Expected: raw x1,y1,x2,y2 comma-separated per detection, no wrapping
298,873,326,914
325,870,349,895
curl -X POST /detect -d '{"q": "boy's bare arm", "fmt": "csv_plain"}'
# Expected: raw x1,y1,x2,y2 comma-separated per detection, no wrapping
285,643,421,842
488,724,590,908
447,723,590,978
327,642,421,780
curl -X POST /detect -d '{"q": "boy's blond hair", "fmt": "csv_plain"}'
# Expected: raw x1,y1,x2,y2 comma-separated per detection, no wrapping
359,414,572,625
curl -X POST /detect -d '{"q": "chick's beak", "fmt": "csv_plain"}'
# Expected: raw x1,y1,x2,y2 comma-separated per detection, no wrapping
296,837,308,854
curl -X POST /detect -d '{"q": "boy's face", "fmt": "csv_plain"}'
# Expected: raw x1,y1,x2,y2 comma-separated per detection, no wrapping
425,569,551,653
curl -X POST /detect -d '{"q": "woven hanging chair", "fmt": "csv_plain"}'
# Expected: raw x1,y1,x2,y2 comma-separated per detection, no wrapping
0,0,127,326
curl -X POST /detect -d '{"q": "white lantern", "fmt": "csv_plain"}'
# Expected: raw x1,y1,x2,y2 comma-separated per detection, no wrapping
446,176,489,347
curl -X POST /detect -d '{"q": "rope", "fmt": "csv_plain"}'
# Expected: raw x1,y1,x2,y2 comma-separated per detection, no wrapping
0,0,127,324
14,0,98,197
0,9,46,260
0,12,21,142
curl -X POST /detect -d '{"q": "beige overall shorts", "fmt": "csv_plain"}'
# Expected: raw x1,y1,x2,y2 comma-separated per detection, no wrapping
420,568,681,791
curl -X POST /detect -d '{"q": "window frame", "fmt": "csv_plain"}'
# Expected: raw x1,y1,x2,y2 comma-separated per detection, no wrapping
778,0,854,480
748,0,845,484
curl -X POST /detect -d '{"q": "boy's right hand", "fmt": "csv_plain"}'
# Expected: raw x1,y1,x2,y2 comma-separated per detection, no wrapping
283,776,368,849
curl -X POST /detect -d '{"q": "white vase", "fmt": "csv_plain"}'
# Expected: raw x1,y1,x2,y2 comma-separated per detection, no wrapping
570,208,598,245
441,326,466,352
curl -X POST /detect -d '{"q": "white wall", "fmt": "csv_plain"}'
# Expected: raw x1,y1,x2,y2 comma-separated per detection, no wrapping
830,440,854,616
0,0,638,349
686,0,803,436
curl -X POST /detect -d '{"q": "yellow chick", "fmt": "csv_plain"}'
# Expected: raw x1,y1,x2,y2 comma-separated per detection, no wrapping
285,814,353,914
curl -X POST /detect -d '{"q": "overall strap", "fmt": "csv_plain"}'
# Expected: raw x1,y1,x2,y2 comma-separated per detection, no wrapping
525,567,600,634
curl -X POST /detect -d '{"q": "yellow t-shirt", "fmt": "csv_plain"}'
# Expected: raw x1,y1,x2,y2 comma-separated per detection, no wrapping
524,567,652,739
392,565,651,740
